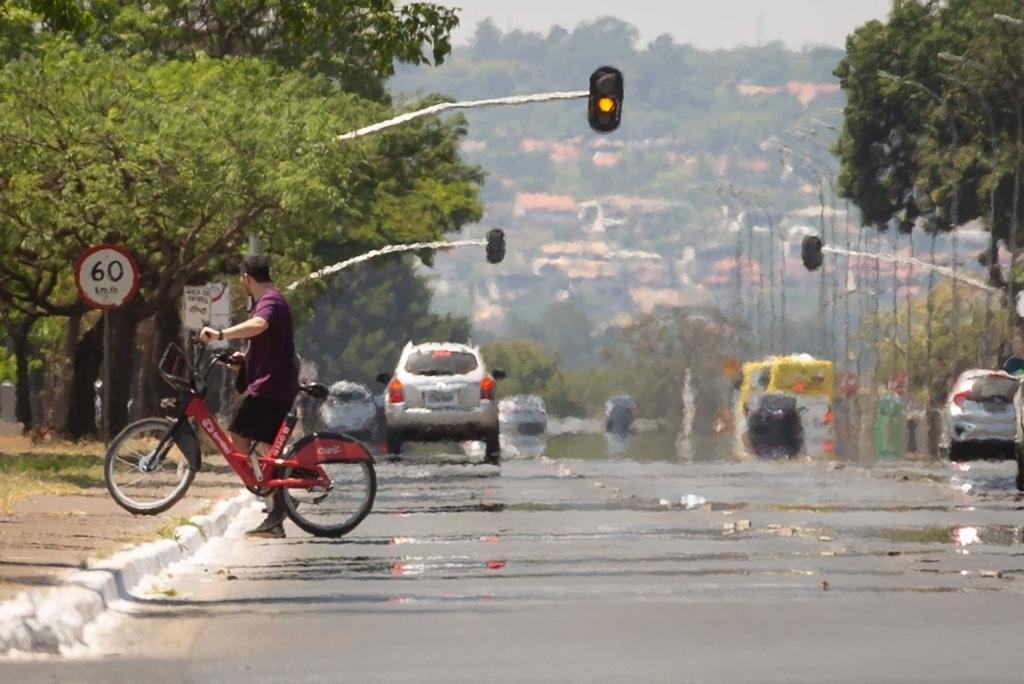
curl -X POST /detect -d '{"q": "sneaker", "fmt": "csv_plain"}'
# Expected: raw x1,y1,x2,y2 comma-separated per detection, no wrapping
246,522,285,539
246,511,286,539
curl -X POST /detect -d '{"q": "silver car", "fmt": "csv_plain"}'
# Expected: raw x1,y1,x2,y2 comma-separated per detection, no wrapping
378,342,504,463
498,395,548,436
941,369,1018,462
318,381,380,442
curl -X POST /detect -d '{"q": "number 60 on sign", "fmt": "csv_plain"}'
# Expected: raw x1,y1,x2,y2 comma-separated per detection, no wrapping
75,245,140,310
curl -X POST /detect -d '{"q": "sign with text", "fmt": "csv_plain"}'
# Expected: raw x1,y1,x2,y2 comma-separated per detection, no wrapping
182,286,212,330
75,245,140,310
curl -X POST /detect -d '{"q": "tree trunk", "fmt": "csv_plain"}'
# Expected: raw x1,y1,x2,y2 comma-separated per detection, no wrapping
106,306,137,437
9,315,37,431
54,315,81,430
137,299,182,418
64,318,104,439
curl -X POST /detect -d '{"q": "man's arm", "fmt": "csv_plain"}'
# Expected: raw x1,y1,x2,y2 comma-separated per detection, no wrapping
199,316,268,344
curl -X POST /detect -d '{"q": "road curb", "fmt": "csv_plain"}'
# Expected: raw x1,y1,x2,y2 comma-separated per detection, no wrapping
0,491,254,656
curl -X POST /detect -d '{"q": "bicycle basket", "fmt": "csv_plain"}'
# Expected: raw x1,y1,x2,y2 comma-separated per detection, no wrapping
158,344,192,391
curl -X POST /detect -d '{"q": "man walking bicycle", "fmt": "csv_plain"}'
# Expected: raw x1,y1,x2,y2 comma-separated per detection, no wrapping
199,255,298,538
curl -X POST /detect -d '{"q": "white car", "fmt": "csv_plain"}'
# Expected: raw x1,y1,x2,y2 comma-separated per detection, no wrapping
941,369,1018,462
378,342,504,463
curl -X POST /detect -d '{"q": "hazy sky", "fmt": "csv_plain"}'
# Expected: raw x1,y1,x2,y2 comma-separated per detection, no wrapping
448,0,892,50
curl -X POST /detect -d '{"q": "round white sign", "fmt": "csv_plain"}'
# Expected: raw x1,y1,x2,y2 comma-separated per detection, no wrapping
75,245,140,310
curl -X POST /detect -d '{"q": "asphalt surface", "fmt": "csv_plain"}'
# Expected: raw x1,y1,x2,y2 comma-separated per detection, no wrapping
7,432,1024,682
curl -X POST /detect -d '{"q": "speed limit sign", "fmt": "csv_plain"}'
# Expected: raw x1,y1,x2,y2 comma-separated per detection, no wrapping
75,245,140,310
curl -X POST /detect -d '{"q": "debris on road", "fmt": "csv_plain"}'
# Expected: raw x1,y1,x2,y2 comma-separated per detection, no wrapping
681,494,707,509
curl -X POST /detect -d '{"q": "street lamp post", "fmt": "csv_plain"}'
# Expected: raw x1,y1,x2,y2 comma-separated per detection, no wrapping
878,70,961,409
813,117,875,394
937,60,1004,366
715,185,747,331
727,185,784,353
766,138,836,361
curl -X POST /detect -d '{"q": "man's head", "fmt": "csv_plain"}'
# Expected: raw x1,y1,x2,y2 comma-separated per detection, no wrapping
241,255,273,297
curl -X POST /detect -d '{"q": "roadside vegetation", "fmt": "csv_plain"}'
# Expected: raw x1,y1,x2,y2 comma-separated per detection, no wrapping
0,1,481,440
0,436,104,511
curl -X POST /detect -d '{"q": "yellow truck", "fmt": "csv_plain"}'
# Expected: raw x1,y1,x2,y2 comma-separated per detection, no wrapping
735,354,835,458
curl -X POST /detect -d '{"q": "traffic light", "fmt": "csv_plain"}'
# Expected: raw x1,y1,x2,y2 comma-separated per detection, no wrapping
588,66,623,133
801,235,824,271
485,228,505,264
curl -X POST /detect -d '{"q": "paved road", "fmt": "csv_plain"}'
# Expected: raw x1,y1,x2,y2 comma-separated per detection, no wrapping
8,435,1024,682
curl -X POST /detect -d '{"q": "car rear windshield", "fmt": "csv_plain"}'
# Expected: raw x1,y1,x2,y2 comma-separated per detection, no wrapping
405,350,478,376
332,390,366,402
753,395,797,412
968,376,1019,401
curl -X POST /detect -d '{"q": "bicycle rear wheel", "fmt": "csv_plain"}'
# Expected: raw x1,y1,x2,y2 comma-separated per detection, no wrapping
105,417,196,515
281,459,376,538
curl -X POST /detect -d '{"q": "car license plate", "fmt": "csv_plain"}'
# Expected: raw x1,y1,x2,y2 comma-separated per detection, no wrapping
426,390,456,405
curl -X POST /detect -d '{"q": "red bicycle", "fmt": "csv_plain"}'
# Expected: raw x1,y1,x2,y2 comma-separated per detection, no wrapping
103,340,376,537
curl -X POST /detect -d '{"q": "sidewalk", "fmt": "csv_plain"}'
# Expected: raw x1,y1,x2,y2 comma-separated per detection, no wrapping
0,434,240,602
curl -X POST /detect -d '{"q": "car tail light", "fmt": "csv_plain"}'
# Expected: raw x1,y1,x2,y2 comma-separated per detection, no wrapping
952,391,970,408
480,376,496,401
387,379,404,404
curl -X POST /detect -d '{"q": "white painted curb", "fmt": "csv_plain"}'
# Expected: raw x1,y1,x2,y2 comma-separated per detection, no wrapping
0,491,254,656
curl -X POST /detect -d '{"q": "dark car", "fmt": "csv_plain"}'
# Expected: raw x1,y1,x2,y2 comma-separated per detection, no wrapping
605,395,638,434
746,394,803,458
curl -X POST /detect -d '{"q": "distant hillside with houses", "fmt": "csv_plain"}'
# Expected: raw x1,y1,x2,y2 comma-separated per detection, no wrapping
388,17,990,366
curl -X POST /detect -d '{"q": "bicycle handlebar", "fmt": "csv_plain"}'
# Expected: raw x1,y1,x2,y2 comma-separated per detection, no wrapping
186,333,238,387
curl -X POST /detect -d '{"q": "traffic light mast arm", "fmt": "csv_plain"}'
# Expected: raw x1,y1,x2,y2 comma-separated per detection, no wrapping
285,239,487,292
822,244,1002,296
338,91,588,142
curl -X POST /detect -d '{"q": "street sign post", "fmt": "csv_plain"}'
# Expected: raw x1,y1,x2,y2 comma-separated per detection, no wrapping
75,245,140,443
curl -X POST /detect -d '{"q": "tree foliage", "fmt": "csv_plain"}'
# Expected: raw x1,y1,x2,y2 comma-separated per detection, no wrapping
836,0,1024,243
480,308,751,422
1,0,459,99
0,1,477,434
864,281,1007,401
298,258,473,388
0,44,479,322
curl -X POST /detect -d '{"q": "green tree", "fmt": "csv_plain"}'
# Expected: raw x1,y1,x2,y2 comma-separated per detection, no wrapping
0,45,481,435
299,258,472,387
1,0,458,100
835,1,1024,250
864,281,1008,402
609,307,751,427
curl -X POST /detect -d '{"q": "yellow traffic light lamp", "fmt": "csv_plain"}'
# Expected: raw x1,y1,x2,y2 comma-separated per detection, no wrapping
588,66,623,133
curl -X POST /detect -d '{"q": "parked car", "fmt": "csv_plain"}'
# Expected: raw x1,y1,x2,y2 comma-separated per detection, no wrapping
318,381,381,443
745,393,803,459
378,342,505,464
942,369,1018,462
499,395,548,436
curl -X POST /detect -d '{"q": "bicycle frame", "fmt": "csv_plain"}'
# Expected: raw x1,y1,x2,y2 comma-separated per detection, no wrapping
182,394,327,490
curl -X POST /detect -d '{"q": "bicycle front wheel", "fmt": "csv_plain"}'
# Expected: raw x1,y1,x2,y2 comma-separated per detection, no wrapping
105,417,196,515
282,459,376,538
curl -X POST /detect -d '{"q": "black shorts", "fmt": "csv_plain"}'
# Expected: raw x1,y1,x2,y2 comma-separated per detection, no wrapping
230,395,293,444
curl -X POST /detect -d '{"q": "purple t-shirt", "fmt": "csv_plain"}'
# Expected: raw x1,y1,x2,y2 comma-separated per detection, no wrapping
244,289,298,402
